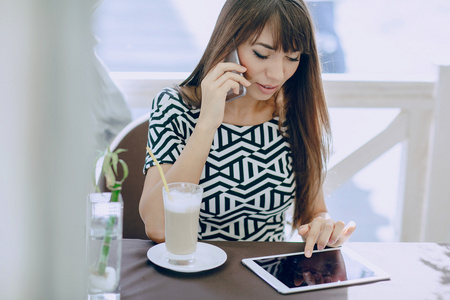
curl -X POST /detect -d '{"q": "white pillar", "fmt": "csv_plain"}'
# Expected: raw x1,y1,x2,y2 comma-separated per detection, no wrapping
0,1,93,299
399,109,433,242
422,64,450,242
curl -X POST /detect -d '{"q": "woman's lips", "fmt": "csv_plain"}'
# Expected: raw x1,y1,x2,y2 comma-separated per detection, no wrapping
256,83,279,95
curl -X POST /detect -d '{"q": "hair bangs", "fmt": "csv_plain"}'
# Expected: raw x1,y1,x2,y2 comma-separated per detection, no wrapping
269,13,306,54
244,1,312,55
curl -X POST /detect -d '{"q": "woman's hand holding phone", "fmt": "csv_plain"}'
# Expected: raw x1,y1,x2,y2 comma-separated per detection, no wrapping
198,61,250,130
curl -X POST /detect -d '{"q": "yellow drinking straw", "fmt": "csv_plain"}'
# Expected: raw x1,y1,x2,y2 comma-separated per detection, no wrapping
146,146,170,194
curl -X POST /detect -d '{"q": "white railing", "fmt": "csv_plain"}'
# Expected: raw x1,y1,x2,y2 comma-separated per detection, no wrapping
323,74,436,242
110,65,450,242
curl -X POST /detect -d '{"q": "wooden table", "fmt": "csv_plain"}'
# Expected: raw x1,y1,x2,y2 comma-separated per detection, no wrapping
118,239,450,299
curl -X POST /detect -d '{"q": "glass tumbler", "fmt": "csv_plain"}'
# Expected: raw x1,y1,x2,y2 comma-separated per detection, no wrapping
87,193,123,294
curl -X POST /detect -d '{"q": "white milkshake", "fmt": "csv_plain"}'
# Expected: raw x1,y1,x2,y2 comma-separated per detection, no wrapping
162,183,203,265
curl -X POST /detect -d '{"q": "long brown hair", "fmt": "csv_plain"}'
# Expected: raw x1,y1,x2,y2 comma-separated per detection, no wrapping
178,0,331,228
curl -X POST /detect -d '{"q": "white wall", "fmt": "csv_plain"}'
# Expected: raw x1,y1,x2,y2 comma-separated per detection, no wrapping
0,1,94,299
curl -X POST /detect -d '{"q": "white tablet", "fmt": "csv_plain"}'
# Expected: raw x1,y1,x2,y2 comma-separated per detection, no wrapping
242,247,390,294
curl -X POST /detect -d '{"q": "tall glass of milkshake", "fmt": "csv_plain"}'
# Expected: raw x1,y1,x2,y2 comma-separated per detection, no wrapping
162,182,203,265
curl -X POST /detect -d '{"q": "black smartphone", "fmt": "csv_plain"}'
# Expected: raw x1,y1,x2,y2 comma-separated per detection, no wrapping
224,49,247,102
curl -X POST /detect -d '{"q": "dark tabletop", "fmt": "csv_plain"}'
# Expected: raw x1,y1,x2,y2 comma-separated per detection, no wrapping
119,240,450,300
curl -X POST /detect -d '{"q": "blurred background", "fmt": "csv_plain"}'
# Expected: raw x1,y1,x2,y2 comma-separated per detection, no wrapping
93,0,449,76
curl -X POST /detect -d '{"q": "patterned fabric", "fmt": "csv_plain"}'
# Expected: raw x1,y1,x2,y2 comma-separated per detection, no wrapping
144,88,296,241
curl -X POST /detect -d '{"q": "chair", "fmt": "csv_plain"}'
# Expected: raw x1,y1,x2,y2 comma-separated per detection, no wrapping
98,113,150,239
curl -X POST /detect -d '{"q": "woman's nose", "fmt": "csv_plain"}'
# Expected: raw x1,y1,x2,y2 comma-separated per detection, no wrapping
266,60,285,82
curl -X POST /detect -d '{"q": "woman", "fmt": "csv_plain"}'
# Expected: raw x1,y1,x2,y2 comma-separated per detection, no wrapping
139,0,355,257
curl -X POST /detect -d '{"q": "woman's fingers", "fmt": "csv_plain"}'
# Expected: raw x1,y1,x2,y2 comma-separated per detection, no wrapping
327,220,345,246
201,62,250,102
298,218,357,258
331,221,356,247
297,224,310,237
316,219,336,250
204,62,247,84
302,218,325,257
214,70,250,91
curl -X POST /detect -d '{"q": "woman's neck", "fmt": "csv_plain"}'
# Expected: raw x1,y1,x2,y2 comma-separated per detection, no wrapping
223,95,277,126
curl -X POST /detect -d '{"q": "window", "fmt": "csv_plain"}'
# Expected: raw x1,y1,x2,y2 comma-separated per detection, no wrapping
93,0,449,77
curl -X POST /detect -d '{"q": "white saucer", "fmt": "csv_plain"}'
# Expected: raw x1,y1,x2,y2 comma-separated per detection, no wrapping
147,242,227,273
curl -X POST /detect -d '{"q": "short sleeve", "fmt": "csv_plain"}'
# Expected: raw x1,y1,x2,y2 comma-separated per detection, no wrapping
143,88,198,174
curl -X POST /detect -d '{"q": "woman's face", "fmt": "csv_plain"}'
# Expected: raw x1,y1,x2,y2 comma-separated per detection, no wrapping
237,24,301,101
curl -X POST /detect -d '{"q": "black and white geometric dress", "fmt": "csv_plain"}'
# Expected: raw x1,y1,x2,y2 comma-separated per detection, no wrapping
144,88,296,241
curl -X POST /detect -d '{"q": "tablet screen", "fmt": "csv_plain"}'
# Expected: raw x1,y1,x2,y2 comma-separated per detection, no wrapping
242,247,390,294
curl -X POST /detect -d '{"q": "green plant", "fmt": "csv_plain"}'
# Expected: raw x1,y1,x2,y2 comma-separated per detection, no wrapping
93,147,128,276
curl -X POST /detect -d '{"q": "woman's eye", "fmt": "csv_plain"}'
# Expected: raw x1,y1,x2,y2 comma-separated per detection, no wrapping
287,56,300,62
253,50,268,60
